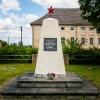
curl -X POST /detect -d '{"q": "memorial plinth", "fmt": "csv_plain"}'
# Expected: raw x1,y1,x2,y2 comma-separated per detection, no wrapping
35,18,66,77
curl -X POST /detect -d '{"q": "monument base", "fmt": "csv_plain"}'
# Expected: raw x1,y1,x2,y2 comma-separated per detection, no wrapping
0,72,99,99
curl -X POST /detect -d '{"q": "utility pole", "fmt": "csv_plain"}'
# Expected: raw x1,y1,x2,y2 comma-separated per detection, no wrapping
8,37,9,45
21,26,23,46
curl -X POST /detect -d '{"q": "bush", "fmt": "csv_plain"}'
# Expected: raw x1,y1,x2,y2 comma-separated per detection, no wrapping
62,39,100,64
0,44,38,63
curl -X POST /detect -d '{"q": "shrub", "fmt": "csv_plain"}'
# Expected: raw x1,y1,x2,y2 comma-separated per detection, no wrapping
0,44,38,63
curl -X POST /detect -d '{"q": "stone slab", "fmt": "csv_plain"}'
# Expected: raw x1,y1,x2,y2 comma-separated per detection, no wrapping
17,72,83,88
50,88,66,94
67,82,82,88
18,83,35,88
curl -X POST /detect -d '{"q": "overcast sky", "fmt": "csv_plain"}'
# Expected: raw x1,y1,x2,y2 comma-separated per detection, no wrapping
0,0,79,45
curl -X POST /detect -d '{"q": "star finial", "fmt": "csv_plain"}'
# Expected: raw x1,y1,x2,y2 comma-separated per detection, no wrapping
48,6,55,17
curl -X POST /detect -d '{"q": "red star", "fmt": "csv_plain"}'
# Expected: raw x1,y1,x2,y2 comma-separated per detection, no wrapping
48,6,55,17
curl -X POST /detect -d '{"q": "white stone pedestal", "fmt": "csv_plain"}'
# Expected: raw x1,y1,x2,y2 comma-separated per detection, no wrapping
35,18,66,77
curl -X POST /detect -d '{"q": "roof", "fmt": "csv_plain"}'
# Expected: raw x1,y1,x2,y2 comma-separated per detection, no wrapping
30,8,89,26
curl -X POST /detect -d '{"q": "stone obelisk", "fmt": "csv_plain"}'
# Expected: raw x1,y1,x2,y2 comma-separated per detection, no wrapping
35,18,66,77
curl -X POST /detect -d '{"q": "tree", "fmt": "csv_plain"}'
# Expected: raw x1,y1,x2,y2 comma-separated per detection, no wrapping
78,0,100,33
18,41,23,47
2,41,8,47
62,39,83,54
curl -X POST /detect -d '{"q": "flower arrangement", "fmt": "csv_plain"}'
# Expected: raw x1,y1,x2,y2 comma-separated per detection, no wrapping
47,73,56,80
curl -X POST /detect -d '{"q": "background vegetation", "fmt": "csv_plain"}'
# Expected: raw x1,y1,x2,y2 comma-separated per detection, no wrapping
62,39,100,64
78,0,100,33
0,41,38,55
0,41,38,63
1,40,100,64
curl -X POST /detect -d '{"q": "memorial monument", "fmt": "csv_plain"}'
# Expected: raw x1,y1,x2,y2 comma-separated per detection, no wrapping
35,18,66,77
35,6,66,77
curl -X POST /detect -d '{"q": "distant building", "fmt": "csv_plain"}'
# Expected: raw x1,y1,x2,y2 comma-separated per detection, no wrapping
30,8,100,49
0,40,2,48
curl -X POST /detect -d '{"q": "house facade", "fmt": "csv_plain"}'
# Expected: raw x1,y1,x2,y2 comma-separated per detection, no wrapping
30,8,100,48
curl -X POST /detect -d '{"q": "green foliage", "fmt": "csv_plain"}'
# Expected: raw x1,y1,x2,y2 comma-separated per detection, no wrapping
0,44,38,55
2,41,8,47
62,39,83,60
0,44,38,63
18,41,23,47
78,0,100,33
62,39,100,64
63,39,82,54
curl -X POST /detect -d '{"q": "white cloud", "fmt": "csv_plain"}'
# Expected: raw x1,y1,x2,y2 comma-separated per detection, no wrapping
0,0,21,14
25,24,31,28
9,13,39,23
0,17,34,45
0,0,40,45
0,12,39,45
0,18,20,42
32,0,79,8
0,18,18,28
23,14,39,22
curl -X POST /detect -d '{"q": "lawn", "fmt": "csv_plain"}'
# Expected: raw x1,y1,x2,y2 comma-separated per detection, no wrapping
0,64,100,88
66,65,100,88
0,64,35,86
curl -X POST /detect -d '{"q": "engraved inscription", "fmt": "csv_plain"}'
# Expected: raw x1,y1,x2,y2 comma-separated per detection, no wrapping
44,38,57,51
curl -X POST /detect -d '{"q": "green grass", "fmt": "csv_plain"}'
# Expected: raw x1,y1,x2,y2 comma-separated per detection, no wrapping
66,65,100,88
0,64,100,88
0,64,35,86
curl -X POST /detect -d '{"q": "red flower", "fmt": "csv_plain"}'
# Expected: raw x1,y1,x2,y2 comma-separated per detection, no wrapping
51,73,55,77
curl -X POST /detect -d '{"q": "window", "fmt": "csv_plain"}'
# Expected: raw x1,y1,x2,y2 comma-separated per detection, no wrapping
90,38,93,45
61,27,65,30
81,37,85,45
61,37,65,44
70,27,74,30
70,37,74,41
89,27,93,30
81,27,85,30
98,38,100,45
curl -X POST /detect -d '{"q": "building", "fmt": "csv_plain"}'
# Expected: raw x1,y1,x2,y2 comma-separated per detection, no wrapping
30,8,100,48
0,40,2,48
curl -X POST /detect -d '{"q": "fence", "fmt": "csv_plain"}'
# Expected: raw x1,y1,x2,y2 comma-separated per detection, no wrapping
0,54,100,64
0,55,32,63
70,55,100,64
0,54,69,64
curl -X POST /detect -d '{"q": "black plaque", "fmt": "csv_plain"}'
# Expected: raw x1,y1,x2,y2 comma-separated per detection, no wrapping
44,38,57,51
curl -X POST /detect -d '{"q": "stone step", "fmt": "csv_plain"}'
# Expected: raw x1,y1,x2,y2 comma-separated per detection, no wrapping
0,86,99,99
0,72,99,99
17,72,83,88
